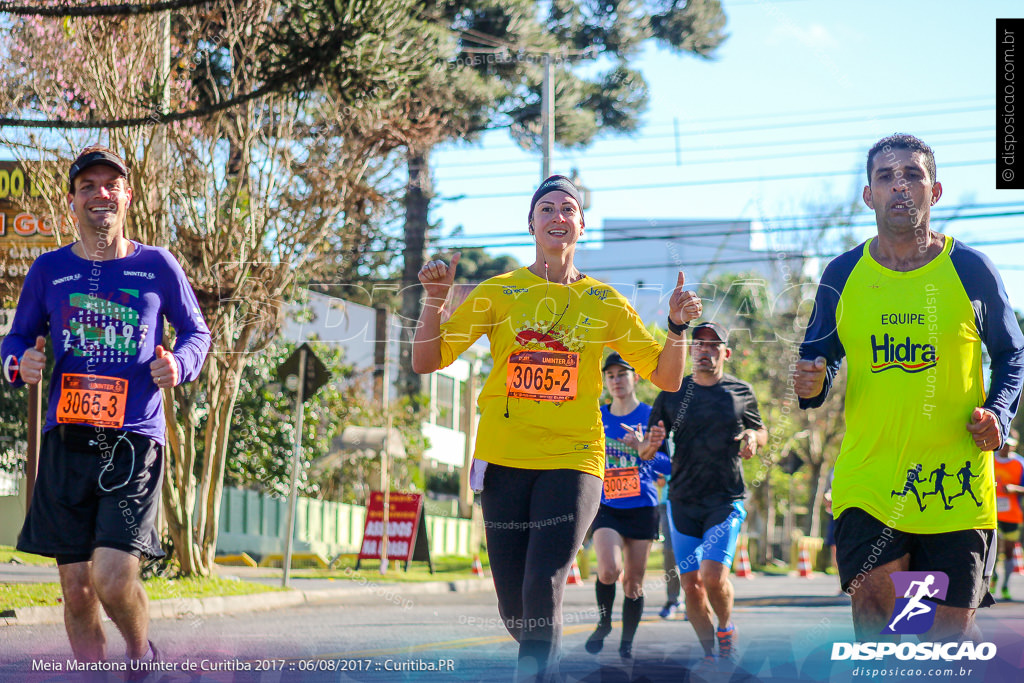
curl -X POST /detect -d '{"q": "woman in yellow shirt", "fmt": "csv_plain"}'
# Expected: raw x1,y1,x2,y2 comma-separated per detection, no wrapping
414,175,701,680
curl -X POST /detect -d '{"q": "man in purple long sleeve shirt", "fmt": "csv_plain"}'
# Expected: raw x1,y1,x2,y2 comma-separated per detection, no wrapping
1,145,210,668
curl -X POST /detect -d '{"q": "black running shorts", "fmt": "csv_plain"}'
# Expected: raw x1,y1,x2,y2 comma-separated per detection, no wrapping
834,507,995,609
17,426,164,562
591,504,660,540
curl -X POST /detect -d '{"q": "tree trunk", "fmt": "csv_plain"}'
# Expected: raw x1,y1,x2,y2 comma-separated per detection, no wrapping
161,387,204,575
163,309,253,576
200,368,242,570
398,148,432,401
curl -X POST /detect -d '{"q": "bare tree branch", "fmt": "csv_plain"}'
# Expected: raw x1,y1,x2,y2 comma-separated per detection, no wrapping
0,0,229,17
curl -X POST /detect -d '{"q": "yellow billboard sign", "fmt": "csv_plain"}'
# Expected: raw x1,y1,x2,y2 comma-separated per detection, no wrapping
0,161,60,301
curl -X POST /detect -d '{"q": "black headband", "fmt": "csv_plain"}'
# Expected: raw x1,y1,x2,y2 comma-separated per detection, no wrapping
528,175,583,219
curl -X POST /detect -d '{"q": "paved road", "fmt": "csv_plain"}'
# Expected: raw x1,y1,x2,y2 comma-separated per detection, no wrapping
2,574,1023,682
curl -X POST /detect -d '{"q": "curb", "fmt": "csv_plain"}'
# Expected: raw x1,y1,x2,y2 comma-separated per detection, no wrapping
1,578,496,627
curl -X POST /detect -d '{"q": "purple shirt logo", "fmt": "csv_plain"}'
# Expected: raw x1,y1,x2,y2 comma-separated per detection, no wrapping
882,571,949,635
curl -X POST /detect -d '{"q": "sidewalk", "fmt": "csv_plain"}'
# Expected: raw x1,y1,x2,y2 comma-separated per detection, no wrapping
2,559,850,627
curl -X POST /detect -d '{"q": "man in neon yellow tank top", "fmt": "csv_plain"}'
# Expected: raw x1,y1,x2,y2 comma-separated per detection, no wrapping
795,134,1024,642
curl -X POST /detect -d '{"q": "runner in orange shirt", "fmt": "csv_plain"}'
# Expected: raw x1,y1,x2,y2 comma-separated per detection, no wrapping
992,437,1024,600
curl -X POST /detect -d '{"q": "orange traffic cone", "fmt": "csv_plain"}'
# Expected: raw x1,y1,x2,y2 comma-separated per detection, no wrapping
566,560,583,585
733,541,753,580
1013,543,1024,576
471,554,485,578
797,546,814,579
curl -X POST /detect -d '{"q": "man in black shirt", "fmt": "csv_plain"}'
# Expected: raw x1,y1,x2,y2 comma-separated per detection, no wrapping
649,322,767,663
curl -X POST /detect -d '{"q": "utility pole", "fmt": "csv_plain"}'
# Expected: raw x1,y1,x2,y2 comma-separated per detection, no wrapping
376,308,392,575
459,46,593,181
282,348,307,588
541,54,554,181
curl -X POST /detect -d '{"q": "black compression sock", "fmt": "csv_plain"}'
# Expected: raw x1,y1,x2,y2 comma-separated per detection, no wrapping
595,579,615,626
586,580,616,655
620,594,644,654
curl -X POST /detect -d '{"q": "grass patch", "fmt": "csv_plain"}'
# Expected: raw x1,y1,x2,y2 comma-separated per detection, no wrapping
1,576,282,611
0,545,56,567
0,582,63,610
142,576,286,602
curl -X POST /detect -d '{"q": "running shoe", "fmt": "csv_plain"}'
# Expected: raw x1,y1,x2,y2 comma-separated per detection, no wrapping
689,653,717,683
126,640,161,682
585,623,612,654
1002,587,1012,602
659,600,682,619
619,641,633,659
716,623,737,661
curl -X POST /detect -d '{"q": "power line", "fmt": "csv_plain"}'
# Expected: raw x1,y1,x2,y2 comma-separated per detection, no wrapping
444,158,993,201
445,101,994,153
435,201,1024,241
352,239,1024,285
518,233,1024,274
578,254,812,271
590,105,993,142
434,208,1024,251
438,135,994,182
635,96,994,131
435,125,994,172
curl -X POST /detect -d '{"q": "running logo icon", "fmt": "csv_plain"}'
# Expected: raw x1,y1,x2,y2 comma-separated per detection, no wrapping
882,571,949,635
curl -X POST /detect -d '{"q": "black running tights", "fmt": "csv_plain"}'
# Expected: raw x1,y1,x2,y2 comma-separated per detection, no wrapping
481,464,602,680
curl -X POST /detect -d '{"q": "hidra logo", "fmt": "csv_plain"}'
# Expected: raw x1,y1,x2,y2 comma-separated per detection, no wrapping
884,571,947,635
870,333,937,373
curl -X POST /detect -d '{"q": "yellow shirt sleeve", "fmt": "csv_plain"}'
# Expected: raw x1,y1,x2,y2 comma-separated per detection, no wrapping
438,283,494,369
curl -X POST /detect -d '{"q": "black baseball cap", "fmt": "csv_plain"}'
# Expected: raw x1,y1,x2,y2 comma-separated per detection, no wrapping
691,321,729,343
602,352,634,372
69,149,129,189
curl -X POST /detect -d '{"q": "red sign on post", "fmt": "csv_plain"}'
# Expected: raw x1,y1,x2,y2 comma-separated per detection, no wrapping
358,491,424,566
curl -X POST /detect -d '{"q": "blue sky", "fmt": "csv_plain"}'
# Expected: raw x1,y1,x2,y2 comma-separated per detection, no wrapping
429,1,1024,302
